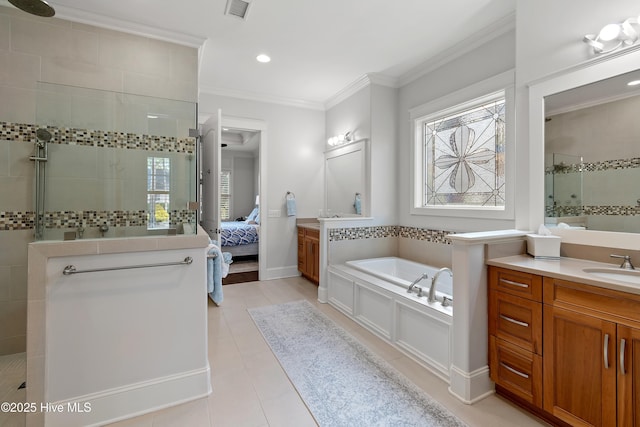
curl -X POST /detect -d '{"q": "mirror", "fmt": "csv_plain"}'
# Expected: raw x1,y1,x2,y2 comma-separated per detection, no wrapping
543,68,640,233
324,140,369,217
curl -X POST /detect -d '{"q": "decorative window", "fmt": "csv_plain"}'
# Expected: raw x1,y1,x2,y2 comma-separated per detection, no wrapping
147,157,170,228
423,94,505,208
220,170,231,221
410,71,514,220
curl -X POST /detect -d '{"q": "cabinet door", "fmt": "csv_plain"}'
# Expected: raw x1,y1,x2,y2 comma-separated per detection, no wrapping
543,305,617,427
297,229,305,273
618,325,640,427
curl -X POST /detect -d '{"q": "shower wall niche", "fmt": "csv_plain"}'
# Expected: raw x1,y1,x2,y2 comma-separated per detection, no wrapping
34,83,198,240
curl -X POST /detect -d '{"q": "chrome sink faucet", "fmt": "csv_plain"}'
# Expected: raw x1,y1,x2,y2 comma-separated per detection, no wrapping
429,267,453,303
407,273,429,294
611,254,635,270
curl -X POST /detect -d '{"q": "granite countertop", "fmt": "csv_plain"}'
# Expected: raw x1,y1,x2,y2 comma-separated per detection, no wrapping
487,254,640,296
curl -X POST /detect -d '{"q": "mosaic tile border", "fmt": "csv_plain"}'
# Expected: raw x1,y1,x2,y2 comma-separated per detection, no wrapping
328,225,454,244
0,210,196,231
0,122,195,154
545,157,640,175
545,205,640,217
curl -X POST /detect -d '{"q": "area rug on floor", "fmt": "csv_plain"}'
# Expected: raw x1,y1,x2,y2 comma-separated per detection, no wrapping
248,300,468,427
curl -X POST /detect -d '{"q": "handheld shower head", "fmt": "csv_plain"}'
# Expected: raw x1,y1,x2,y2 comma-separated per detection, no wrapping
8,0,55,17
36,128,52,142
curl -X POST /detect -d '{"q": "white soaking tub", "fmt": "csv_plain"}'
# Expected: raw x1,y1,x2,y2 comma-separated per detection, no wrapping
327,257,453,381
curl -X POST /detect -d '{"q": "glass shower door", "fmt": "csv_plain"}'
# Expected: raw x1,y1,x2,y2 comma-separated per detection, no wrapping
34,82,198,240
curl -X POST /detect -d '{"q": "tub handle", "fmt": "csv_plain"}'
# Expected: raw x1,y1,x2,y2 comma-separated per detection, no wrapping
500,362,529,379
499,278,529,289
499,314,529,328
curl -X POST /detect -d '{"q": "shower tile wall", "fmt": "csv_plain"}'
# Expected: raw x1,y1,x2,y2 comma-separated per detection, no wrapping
0,5,199,355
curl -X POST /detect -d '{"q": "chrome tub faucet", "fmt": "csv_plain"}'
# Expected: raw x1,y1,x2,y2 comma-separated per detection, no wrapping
429,267,453,303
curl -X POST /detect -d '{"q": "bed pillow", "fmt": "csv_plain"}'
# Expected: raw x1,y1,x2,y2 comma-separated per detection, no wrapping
245,207,259,223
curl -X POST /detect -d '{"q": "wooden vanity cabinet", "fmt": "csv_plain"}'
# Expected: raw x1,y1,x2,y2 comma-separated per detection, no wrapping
489,265,640,427
297,226,319,284
488,267,543,406
543,277,640,427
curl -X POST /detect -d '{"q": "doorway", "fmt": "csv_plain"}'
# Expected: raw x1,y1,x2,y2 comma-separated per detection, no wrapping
200,113,267,283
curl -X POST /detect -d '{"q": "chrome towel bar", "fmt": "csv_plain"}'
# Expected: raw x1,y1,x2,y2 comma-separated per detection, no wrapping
62,257,193,276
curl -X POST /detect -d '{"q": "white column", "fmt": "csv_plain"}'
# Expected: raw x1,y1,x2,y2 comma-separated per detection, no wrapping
448,230,527,404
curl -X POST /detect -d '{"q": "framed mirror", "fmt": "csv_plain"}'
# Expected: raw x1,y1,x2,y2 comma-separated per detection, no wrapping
324,139,369,217
529,47,640,234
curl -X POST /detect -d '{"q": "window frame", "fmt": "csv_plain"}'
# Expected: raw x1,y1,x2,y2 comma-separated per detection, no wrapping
220,169,232,221
409,70,515,220
147,156,171,229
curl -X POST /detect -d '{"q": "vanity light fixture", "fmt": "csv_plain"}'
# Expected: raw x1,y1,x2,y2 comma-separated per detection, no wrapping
584,15,640,54
256,54,271,63
327,131,354,147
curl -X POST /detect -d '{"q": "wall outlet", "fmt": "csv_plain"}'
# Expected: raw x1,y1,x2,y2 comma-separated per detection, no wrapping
268,209,281,218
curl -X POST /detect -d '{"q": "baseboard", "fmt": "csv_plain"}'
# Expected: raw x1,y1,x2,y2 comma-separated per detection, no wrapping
45,365,212,427
262,265,300,280
448,364,494,404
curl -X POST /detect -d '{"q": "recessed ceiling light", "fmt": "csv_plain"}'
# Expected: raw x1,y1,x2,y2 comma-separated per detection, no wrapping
256,54,271,63
627,80,640,86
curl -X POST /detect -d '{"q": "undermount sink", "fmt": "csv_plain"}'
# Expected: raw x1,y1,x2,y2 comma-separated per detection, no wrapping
582,267,640,286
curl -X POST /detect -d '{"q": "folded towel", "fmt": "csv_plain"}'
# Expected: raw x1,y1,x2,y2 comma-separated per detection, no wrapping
354,193,361,215
286,197,297,217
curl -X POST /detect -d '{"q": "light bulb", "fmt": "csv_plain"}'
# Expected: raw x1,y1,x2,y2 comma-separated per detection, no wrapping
599,24,621,42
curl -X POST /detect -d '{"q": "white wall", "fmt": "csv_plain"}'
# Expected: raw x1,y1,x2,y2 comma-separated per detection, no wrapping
324,83,398,225
198,93,325,274
397,30,516,232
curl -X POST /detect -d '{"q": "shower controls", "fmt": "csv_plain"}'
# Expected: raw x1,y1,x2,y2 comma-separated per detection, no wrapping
99,223,109,237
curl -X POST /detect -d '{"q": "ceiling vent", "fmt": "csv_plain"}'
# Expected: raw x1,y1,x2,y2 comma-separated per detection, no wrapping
225,0,251,20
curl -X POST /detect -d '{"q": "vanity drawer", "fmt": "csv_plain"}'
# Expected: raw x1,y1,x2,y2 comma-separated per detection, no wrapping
489,266,542,302
490,290,542,355
490,336,542,408
543,277,640,326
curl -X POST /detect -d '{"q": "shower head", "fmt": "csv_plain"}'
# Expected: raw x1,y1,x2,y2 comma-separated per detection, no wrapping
36,128,52,142
8,0,55,17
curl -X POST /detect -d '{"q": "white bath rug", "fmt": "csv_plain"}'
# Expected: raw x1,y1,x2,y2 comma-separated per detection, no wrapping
248,300,468,427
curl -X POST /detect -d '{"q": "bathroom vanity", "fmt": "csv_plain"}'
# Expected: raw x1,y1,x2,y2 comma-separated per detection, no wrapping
487,256,640,427
297,221,320,284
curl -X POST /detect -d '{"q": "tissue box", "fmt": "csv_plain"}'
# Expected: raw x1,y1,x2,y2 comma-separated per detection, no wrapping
526,234,561,259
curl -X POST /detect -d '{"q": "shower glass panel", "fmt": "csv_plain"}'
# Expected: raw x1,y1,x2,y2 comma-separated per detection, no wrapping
35,82,198,240
545,152,583,218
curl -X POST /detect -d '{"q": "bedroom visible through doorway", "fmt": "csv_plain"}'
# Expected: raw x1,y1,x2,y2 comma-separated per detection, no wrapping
219,126,260,284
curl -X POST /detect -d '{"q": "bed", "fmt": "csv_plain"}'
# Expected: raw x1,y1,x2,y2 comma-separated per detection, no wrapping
220,220,259,256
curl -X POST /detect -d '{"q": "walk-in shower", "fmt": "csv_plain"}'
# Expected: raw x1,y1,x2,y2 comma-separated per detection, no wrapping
32,82,198,240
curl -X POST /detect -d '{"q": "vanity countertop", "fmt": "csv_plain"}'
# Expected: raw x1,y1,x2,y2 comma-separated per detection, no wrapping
297,223,320,230
487,254,640,296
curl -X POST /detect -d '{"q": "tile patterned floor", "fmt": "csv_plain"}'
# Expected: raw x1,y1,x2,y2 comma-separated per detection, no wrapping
1,277,549,426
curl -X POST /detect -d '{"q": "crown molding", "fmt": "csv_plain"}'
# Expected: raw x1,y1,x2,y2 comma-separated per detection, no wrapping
50,4,207,48
198,85,325,111
324,72,399,110
398,11,516,87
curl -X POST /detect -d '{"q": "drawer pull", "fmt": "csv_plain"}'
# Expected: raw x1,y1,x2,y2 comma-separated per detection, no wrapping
604,334,610,369
499,314,529,328
500,362,529,379
621,339,627,376
500,278,529,289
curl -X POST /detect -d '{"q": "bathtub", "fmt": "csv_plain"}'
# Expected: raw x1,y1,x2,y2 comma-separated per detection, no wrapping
345,257,453,300
327,257,453,381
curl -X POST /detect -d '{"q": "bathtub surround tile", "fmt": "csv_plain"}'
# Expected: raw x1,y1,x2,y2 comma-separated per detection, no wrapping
398,238,453,268
249,300,468,427
0,87,36,124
